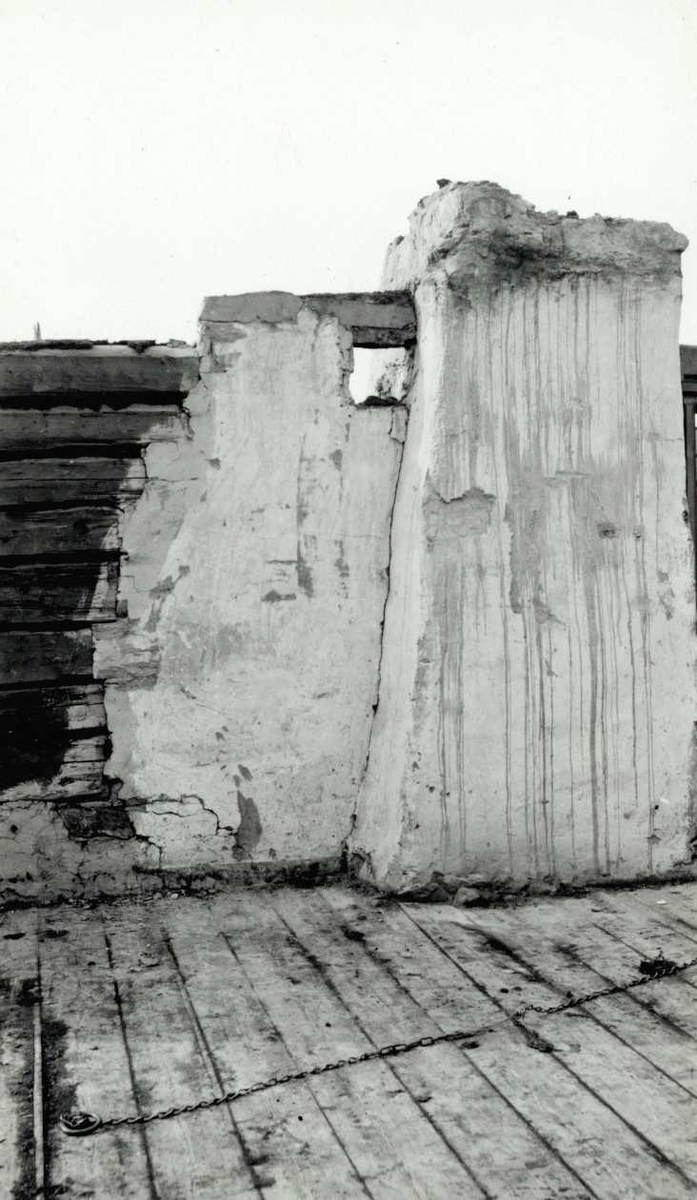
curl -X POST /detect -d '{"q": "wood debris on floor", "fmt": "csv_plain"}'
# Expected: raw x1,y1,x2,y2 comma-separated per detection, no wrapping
1,881,697,1198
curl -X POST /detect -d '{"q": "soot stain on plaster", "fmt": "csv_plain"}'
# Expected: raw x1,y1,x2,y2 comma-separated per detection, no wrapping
57,800,135,841
296,549,314,597
295,441,316,598
233,791,262,859
426,487,496,547
262,590,297,603
450,488,496,533
144,564,191,632
335,540,349,585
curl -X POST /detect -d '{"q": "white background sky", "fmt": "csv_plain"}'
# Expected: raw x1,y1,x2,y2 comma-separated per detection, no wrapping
1,0,695,345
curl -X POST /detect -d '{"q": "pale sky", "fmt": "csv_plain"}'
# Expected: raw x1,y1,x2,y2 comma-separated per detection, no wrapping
1,0,695,345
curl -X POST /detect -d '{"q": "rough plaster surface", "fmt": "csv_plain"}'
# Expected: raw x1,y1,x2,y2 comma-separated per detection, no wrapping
352,182,695,892
85,303,403,884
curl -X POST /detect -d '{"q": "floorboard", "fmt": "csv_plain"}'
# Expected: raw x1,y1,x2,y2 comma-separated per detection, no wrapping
316,889,598,1199
102,903,261,1199
202,891,451,1199
0,908,38,1200
458,900,697,1093
404,903,697,1189
1,881,696,1199
37,906,154,1200
165,897,375,1198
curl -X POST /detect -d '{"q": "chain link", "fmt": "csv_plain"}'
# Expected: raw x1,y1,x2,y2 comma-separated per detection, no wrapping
62,951,697,1137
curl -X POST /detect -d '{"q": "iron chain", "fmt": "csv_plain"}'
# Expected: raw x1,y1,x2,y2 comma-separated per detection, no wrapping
62,951,697,1137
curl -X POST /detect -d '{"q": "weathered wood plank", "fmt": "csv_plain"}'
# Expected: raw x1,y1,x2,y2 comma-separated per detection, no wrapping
303,293,417,348
459,903,697,1095
0,349,199,397
680,345,697,377
201,291,417,348
38,907,155,1199
273,888,591,1199
1,734,107,803
684,401,697,554
321,890,694,1200
626,882,697,928
0,405,187,452
0,681,105,730
202,892,451,1200
405,903,697,1188
166,901,362,1198
0,507,120,557
203,890,479,1199
0,909,40,1200
0,629,93,684
533,896,697,1040
103,904,263,1198
0,457,146,505
0,560,119,624
590,889,697,990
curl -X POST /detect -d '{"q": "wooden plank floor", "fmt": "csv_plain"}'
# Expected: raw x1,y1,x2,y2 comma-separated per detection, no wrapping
1,882,697,1199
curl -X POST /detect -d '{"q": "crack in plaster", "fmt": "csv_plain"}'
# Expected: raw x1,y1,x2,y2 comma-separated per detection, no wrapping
358,406,410,798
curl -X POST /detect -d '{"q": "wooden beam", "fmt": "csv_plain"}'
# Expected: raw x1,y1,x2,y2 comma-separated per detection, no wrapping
0,457,146,506
680,345,697,378
0,508,120,557
0,347,199,398
0,681,105,733
302,292,417,348
684,400,697,596
0,630,93,684
201,290,417,348
0,735,106,803
0,406,187,452
0,560,119,625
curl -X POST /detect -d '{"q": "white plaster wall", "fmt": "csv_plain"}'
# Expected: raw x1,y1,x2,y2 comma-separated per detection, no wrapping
353,184,695,891
95,305,403,874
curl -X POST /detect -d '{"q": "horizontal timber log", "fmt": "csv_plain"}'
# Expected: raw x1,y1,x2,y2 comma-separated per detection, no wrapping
303,292,417,347
0,508,120,557
0,681,105,732
0,348,199,397
0,457,146,505
0,406,187,452
200,290,417,348
0,733,107,803
0,630,94,684
0,560,119,624
680,345,697,377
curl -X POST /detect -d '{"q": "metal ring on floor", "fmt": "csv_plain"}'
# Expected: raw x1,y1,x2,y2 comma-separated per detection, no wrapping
59,1111,101,1137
